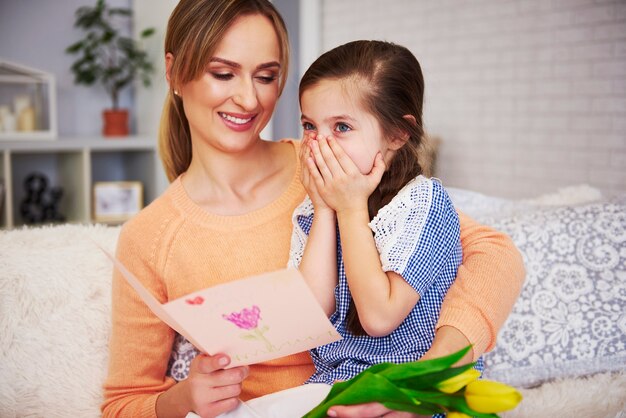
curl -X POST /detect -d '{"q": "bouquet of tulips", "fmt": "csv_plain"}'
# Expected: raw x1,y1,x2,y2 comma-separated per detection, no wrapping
303,346,521,418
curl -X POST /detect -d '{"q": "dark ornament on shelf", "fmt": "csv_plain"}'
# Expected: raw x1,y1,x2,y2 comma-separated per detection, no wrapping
19,172,65,224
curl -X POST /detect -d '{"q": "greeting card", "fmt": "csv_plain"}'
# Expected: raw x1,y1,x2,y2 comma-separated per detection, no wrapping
100,248,341,367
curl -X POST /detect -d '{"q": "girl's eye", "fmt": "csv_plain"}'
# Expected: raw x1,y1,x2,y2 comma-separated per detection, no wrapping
302,122,315,131
212,73,233,81
335,123,352,133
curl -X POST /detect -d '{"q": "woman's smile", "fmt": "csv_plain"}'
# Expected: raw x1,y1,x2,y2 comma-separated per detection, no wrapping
218,111,257,132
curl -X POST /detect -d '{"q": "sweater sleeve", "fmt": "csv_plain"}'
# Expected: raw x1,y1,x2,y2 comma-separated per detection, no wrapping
101,218,177,418
436,210,525,360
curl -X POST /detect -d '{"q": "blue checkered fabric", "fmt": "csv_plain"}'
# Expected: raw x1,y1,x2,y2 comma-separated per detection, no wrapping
291,177,484,388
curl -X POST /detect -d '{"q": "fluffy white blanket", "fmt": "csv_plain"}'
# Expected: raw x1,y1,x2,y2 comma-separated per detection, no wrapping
0,224,119,417
0,223,625,417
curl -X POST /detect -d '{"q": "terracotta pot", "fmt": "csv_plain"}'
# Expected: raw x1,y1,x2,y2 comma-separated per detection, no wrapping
102,109,129,137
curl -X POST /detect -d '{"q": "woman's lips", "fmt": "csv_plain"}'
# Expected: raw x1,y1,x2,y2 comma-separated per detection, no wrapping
219,112,257,132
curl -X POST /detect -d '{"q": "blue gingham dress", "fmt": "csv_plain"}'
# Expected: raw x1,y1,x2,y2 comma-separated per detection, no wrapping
289,176,483,387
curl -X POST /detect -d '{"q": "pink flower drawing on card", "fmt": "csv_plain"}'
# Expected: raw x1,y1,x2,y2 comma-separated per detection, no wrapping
222,305,276,352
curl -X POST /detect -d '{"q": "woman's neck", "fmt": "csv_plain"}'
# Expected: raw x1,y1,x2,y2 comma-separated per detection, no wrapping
181,139,295,216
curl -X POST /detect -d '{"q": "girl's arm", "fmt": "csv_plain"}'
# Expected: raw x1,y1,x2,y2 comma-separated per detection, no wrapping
429,211,525,361
297,134,338,315
337,209,420,336
298,208,338,316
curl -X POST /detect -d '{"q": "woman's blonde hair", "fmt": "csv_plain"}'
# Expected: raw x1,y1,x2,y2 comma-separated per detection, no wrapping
159,0,290,181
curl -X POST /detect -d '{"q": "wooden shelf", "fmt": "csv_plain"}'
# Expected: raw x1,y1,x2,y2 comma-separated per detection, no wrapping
0,136,163,229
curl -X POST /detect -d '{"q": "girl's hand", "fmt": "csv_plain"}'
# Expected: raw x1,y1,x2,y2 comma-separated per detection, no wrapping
307,134,385,215
300,133,333,214
157,353,248,418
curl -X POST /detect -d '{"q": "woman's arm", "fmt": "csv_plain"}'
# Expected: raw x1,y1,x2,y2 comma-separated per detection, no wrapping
434,210,525,360
101,225,180,417
156,353,247,418
102,223,247,418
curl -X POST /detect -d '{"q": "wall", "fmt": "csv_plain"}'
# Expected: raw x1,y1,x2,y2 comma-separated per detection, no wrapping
321,0,626,198
133,0,177,138
272,0,302,140
0,0,134,137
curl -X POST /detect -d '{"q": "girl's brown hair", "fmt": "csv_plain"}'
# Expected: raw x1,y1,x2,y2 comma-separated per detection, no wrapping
159,0,290,181
299,40,425,335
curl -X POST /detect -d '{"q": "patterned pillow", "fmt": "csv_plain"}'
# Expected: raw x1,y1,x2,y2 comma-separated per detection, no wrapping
482,197,626,388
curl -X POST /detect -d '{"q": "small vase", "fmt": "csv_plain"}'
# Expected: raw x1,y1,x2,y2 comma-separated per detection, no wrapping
103,109,129,137
18,106,36,132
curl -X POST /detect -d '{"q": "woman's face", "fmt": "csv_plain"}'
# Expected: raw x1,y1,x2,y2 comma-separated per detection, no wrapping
178,14,281,152
300,79,396,174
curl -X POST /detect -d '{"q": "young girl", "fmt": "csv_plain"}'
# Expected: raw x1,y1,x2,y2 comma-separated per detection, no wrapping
288,39,483,386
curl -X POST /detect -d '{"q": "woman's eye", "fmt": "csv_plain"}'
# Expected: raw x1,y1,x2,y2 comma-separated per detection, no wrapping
256,75,277,84
211,73,233,81
302,122,315,131
335,123,352,133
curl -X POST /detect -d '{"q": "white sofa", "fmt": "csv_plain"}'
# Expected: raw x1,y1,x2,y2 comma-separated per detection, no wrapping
0,186,625,418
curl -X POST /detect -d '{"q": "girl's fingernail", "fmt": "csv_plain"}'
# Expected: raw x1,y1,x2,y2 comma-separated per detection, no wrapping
327,409,337,417
218,356,229,366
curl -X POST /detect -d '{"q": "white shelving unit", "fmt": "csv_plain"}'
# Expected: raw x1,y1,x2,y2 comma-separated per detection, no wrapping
0,60,57,140
0,136,163,229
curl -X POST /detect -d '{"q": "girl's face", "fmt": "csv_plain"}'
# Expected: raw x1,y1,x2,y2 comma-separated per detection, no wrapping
300,79,398,174
175,14,281,153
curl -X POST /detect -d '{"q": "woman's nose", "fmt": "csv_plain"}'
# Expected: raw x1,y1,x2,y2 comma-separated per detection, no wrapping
232,79,258,111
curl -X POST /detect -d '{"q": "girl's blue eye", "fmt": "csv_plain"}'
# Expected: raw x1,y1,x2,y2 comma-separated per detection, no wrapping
335,123,351,133
302,122,315,131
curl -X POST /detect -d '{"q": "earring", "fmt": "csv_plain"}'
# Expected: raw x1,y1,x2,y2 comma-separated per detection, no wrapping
173,90,180,96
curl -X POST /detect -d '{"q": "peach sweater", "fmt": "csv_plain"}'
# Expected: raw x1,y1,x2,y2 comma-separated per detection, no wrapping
101,141,524,418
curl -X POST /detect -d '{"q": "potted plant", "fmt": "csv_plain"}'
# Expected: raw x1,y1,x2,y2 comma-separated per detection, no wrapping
65,0,155,137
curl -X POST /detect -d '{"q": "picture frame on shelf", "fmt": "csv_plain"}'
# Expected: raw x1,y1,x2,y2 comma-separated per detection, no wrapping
93,181,143,223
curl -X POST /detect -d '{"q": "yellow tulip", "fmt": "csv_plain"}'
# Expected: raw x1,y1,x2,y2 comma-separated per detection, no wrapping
465,380,523,413
446,412,471,418
435,368,481,394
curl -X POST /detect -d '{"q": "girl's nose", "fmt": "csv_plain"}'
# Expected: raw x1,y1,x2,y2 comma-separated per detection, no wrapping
232,79,258,111
317,128,332,137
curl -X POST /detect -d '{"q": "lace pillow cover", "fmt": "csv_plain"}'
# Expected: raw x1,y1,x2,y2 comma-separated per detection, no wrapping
482,197,626,388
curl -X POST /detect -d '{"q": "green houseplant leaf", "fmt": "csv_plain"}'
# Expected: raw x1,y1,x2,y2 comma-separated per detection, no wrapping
65,0,155,109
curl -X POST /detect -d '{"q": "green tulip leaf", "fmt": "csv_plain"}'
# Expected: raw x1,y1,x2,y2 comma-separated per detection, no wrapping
395,363,476,390
302,346,512,418
303,372,427,418
373,345,473,381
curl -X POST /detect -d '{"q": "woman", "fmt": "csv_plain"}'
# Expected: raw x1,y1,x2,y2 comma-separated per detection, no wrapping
101,1,524,417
